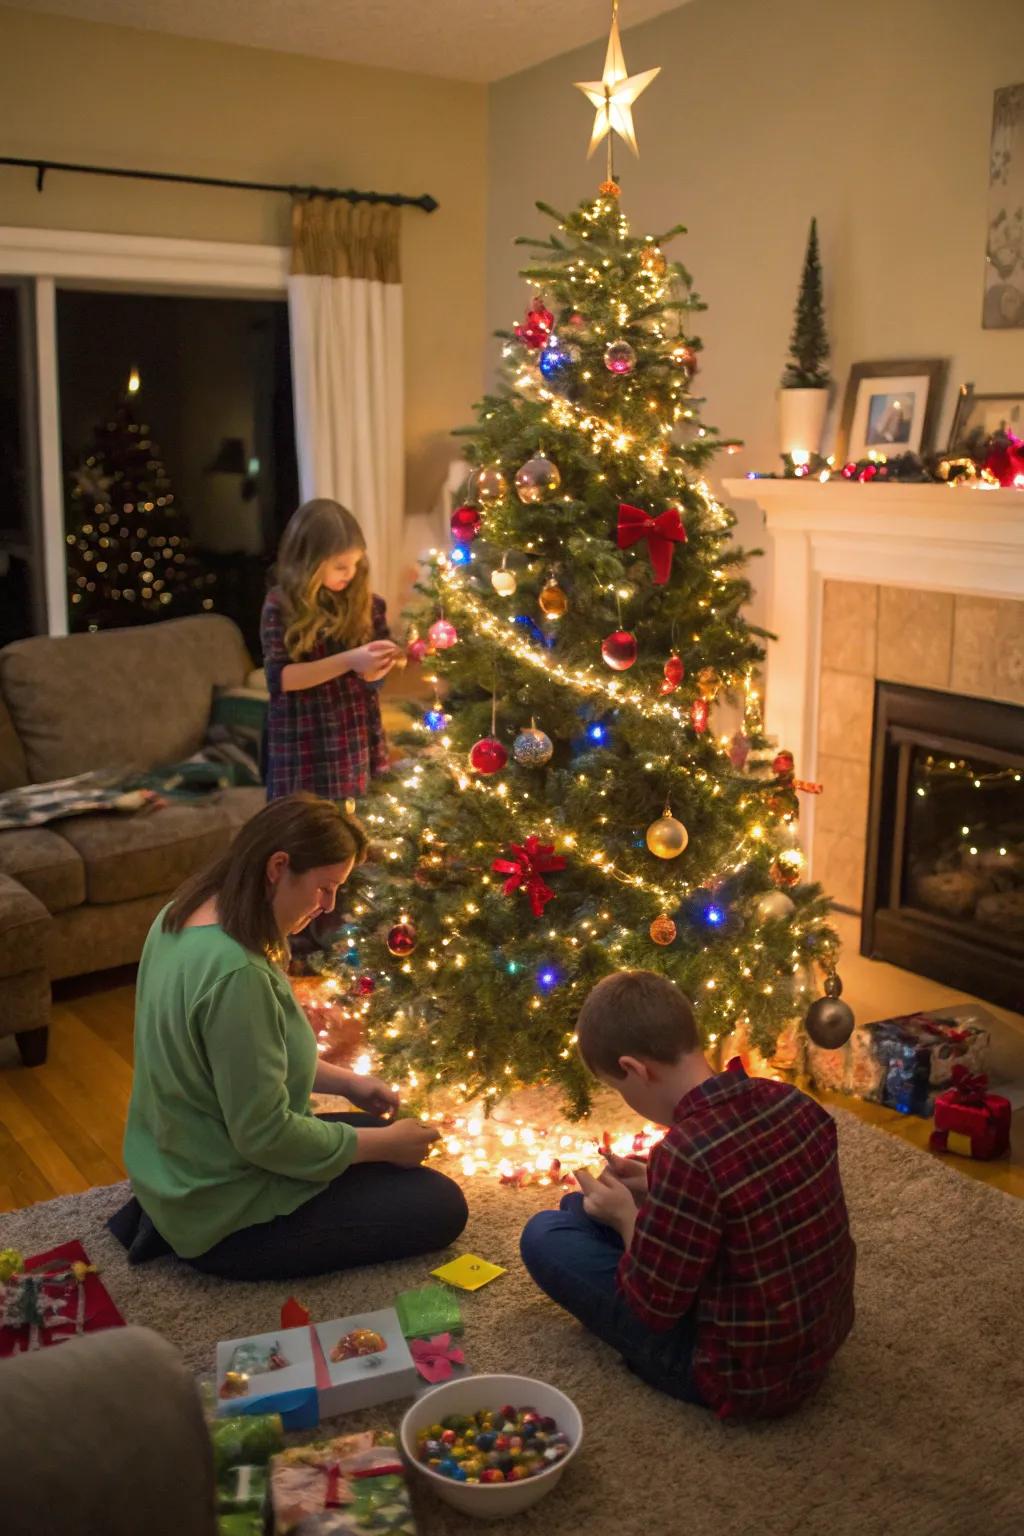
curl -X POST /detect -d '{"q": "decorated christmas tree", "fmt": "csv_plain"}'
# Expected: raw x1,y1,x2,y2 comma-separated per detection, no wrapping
311,15,846,1121
66,373,214,631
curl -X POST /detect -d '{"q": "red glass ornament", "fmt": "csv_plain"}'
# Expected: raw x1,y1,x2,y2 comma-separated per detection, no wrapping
601,630,638,671
772,750,795,777
386,922,417,957
450,505,482,544
690,697,709,733
355,975,376,996
469,737,508,775
428,618,458,650
659,653,685,694
568,312,585,328
407,638,429,663
670,342,699,373
514,302,554,349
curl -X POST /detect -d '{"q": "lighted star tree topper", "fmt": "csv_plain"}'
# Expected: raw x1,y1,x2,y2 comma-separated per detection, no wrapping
575,0,660,177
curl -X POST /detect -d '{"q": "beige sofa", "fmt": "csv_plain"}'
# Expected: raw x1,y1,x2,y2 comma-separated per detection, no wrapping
0,614,266,1066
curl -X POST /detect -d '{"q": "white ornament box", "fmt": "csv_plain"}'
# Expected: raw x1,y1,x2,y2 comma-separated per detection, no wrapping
313,1307,419,1417
215,1324,318,1428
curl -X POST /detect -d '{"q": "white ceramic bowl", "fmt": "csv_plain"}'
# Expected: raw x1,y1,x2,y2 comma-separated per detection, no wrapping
400,1372,583,1521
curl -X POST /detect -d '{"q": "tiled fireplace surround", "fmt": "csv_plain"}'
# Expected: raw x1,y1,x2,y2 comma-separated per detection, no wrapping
723,480,1024,915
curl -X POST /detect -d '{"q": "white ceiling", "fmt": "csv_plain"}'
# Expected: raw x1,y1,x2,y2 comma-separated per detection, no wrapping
15,0,689,82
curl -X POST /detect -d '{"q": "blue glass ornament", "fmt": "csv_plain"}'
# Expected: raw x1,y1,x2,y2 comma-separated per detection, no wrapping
449,543,471,566
424,706,448,731
539,334,571,378
514,613,555,649
344,947,360,966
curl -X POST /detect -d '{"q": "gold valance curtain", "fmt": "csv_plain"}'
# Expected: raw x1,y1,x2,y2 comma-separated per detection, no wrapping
290,198,401,284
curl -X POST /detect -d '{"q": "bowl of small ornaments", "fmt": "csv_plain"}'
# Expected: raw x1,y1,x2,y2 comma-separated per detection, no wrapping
400,1372,582,1519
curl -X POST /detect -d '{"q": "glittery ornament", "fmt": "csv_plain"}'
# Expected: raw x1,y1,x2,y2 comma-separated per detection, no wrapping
649,913,677,945
670,342,699,373
640,245,667,276
770,849,804,888
772,750,796,778
755,890,795,923
539,335,577,378
538,577,568,618
513,722,554,767
514,455,562,503
473,466,508,503
386,922,417,957
514,301,554,350
690,698,709,733
427,618,458,650
469,737,508,775
331,1328,387,1362
604,339,637,375
601,630,638,670
646,810,689,859
450,505,481,544
491,564,517,596
697,667,721,701
407,637,429,664
804,971,855,1049
659,652,685,694
355,975,376,996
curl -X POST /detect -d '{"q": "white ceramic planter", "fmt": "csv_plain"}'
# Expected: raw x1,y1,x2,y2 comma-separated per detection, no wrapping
778,386,829,459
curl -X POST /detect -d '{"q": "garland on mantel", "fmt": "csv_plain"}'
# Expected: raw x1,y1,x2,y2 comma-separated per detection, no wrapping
751,428,1024,487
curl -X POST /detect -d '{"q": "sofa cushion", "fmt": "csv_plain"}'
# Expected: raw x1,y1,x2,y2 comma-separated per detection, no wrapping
0,872,49,979
0,689,27,791
0,613,250,783
0,827,85,913
55,801,232,905
217,785,268,831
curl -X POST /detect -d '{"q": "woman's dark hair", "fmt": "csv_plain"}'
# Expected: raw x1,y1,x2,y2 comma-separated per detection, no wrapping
163,793,368,961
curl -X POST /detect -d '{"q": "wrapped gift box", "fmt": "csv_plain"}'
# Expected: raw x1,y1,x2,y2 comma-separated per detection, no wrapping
806,1005,992,1117
216,1326,319,1430
0,1240,123,1357
930,1067,1012,1160
313,1308,418,1416
270,1431,414,1535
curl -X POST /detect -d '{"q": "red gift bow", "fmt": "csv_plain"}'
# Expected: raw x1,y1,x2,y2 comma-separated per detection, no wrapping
949,1064,990,1106
617,504,687,585
493,836,567,917
410,1332,465,1384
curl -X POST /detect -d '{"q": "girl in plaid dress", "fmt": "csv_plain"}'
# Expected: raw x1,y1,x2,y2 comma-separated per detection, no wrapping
261,500,400,803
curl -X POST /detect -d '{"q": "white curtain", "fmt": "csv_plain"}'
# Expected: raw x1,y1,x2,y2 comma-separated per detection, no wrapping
287,200,404,614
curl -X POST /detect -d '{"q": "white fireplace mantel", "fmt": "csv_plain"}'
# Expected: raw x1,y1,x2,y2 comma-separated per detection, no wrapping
722,478,1024,865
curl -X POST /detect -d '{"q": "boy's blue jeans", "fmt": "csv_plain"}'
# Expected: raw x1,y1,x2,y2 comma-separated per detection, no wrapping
520,1193,705,1406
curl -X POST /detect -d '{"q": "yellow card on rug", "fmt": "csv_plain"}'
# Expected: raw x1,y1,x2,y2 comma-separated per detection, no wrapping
432,1254,506,1291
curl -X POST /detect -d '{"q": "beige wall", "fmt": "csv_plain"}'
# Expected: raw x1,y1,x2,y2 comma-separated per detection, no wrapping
487,0,1024,625
0,6,487,567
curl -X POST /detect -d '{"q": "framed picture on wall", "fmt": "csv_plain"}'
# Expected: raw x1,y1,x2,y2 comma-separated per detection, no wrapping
836,359,947,464
947,384,1024,450
983,83,1024,329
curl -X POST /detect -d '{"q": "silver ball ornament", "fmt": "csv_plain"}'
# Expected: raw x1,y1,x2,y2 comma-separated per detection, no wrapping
514,455,561,504
512,724,554,767
472,466,508,503
755,891,796,924
604,339,637,375
804,971,855,1049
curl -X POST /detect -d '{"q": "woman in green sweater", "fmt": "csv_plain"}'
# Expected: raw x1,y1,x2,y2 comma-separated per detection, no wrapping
109,794,467,1280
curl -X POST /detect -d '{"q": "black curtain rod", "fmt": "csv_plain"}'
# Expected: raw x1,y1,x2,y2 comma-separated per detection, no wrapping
0,155,438,213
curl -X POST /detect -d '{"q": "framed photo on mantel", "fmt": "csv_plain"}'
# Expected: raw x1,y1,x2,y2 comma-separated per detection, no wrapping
836,359,947,465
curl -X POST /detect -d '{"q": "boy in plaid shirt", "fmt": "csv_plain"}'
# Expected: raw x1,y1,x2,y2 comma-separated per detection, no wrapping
520,971,855,1418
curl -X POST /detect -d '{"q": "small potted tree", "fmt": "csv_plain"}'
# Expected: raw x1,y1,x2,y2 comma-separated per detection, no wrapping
779,218,831,462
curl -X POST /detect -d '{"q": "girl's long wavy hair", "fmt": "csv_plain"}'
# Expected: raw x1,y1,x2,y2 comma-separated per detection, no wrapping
163,793,368,963
275,499,373,660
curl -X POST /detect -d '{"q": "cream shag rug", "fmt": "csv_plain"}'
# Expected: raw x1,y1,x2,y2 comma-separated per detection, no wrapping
1,1111,1021,1536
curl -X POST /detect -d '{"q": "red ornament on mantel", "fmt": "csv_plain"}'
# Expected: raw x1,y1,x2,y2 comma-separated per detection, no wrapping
601,630,638,671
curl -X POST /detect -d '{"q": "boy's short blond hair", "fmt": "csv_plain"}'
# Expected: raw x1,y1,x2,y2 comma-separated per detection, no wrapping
576,970,699,1079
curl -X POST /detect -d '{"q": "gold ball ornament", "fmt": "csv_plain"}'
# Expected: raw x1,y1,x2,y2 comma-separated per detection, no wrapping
646,810,689,860
770,849,804,888
696,667,722,701
538,577,568,618
472,466,508,503
514,455,561,504
649,913,677,946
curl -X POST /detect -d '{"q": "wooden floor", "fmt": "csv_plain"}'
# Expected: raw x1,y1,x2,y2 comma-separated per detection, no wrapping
1,918,1022,1213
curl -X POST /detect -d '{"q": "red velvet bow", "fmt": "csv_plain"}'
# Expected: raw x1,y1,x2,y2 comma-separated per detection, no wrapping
492,835,567,917
410,1332,465,1384
617,504,687,585
950,1065,989,1106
